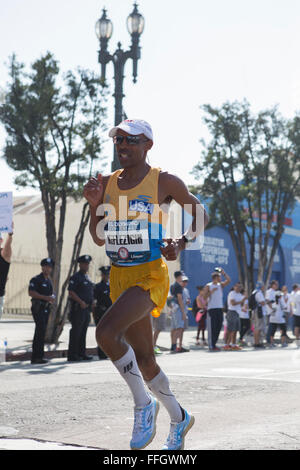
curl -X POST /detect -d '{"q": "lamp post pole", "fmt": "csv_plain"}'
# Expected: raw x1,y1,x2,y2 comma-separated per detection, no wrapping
96,3,145,171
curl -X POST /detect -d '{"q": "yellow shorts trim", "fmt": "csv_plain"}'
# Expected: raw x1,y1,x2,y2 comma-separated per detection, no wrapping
109,258,170,318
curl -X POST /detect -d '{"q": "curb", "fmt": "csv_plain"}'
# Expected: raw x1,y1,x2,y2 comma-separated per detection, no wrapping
5,347,99,363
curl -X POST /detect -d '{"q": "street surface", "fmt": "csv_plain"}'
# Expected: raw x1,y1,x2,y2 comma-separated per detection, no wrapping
1,326,300,450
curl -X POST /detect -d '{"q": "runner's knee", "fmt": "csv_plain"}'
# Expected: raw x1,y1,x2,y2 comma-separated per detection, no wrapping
96,321,122,349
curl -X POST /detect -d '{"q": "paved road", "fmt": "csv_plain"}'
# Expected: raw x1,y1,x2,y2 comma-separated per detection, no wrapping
1,334,300,450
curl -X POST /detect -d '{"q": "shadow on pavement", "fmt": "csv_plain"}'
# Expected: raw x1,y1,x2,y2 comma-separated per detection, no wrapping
0,359,69,375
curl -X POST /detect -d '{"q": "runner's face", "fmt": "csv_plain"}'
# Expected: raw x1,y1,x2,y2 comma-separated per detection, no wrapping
115,129,153,168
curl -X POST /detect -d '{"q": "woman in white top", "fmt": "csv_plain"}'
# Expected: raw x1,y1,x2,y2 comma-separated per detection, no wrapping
239,290,251,345
269,292,287,348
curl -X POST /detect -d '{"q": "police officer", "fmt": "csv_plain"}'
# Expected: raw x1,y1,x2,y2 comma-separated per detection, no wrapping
93,266,112,360
67,255,94,362
28,258,55,364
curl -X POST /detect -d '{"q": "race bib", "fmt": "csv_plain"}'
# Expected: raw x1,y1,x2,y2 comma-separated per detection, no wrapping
104,219,151,265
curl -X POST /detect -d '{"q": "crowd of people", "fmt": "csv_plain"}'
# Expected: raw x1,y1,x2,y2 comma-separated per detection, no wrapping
153,268,300,354
1,231,300,361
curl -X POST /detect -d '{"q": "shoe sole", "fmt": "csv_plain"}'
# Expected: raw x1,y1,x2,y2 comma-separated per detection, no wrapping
131,400,160,450
180,414,195,450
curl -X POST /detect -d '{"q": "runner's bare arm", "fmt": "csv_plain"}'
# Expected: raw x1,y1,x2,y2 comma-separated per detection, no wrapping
158,173,209,261
83,174,110,247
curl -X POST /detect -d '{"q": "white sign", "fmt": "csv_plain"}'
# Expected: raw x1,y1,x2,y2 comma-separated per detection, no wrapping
200,236,229,265
0,192,13,233
290,250,300,278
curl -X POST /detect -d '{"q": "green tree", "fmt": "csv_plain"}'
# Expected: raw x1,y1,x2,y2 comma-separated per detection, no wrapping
0,52,108,342
192,101,300,292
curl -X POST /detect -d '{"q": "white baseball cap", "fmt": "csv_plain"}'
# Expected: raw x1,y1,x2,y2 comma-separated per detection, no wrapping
108,119,153,141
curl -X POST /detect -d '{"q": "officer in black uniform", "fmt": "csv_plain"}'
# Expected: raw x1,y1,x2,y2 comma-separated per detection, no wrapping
67,255,94,362
28,258,55,364
93,266,112,360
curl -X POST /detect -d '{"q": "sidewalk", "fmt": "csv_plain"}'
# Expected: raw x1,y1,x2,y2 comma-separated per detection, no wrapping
0,318,98,362
0,317,201,362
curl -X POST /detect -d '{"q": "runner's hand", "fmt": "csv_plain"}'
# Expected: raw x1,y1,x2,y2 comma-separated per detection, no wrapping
83,174,104,208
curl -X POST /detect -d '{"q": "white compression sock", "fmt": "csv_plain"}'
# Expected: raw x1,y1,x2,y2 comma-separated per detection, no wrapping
112,345,151,408
146,369,183,423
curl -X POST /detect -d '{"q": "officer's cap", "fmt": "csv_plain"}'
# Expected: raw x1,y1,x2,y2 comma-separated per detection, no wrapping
41,257,55,267
99,266,111,274
78,255,92,263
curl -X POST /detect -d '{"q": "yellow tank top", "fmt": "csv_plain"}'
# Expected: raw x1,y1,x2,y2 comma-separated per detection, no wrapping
103,166,168,266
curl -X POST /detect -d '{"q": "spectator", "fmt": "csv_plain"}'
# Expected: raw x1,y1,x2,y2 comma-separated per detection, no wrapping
195,286,208,346
291,285,300,348
182,274,191,330
0,230,13,320
251,281,267,348
265,280,279,344
268,291,288,348
67,255,94,362
29,258,55,364
153,303,167,356
205,268,231,352
281,285,293,340
239,289,251,346
290,284,299,340
170,271,188,353
224,282,246,350
223,287,233,345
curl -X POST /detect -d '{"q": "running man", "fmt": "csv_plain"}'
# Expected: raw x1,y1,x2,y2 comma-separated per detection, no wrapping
83,119,208,450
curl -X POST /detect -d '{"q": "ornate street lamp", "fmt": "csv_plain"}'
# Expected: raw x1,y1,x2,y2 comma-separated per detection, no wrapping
96,3,145,171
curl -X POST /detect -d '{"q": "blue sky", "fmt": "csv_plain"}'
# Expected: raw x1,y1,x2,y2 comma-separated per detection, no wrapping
1,0,300,195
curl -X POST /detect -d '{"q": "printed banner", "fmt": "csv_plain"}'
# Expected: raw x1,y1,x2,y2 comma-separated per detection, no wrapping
0,192,13,233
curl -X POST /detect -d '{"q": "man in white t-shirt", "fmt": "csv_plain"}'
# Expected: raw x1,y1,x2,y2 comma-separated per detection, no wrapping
224,283,246,350
266,281,279,313
281,285,293,339
268,291,287,347
265,280,279,343
290,284,299,311
252,282,267,348
205,268,231,351
239,290,250,345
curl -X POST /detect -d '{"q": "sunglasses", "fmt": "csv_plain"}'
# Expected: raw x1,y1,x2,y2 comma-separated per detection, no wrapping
113,135,149,145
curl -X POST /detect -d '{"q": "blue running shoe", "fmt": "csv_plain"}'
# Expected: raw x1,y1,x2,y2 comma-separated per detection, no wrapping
130,396,159,450
162,409,195,450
